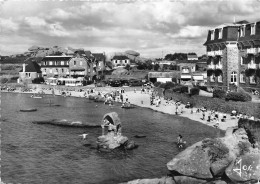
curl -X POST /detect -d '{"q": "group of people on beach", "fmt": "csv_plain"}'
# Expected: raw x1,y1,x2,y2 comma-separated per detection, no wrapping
230,110,256,121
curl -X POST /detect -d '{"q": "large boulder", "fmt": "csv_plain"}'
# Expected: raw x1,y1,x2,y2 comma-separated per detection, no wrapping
173,176,207,184
225,153,260,183
210,156,233,177
97,133,128,150
167,141,213,179
167,127,256,182
120,176,175,184
124,140,138,150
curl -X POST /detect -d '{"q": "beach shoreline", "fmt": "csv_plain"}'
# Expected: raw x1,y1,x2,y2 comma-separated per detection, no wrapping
1,85,239,131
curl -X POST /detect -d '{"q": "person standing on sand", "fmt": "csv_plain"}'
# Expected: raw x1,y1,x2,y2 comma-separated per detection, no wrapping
120,93,124,103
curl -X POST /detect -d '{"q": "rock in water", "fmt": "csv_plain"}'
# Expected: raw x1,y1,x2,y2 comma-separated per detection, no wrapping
125,140,138,150
97,134,128,150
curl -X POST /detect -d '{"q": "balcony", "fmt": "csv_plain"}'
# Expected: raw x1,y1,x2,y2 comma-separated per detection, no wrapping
207,51,215,57
208,64,215,69
246,48,257,54
215,64,223,69
248,63,256,69
214,50,223,56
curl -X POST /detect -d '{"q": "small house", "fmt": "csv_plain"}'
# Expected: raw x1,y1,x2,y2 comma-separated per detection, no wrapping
19,61,42,83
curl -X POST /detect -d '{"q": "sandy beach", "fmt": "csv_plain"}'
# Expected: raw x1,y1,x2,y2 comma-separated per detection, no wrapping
125,91,239,131
2,86,239,131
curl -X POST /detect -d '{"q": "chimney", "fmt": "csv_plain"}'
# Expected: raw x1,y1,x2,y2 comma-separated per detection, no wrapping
23,63,26,73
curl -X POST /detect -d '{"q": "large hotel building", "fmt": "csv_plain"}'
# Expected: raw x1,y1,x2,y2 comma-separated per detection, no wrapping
204,20,260,92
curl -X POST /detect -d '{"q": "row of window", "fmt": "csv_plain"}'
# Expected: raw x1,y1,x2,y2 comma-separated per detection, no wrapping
42,61,69,66
210,23,256,41
42,68,93,73
241,56,259,66
114,60,129,64
210,72,257,84
210,28,223,40
42,68,69,73
239,23,256,37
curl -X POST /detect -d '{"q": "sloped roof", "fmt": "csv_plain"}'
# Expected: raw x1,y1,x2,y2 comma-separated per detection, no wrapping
176,60,198,64
235,20,249,24
92,53,105,61
112,55,129,60
42,56,72,61
70,66,85,71
20,61,42,73
74,50,92,58
187,54,198,59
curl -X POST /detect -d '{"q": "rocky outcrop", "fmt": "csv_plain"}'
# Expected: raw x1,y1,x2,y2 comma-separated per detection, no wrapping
167,141,213,179
97,112,138,151
124,126,260,184
120,176,175,184
97,133,128,150
166,126,260,184
32,119,100,128
225,154,260,183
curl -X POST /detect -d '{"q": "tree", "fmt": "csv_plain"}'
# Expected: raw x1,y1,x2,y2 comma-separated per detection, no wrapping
162,64,169,71
164,53,188,61
154,64,160,71
137,62,147,70
125,64,131,71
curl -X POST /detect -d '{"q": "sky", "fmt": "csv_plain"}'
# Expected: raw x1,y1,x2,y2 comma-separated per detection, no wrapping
1,0,260,58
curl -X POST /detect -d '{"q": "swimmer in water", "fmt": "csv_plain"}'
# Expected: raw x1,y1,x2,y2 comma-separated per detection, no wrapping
79,133,88,140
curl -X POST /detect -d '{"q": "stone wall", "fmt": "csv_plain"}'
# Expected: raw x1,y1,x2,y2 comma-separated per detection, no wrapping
226,43,239,89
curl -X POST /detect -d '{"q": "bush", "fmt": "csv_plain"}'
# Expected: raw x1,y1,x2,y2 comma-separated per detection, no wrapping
0,78,8,84
164,82,176,90
238,118,260,145
237,142,251,156
172,85,188,93
213,89,226,99
225,92,252,102
202,138,229,162
154,82,161,87
198,86,208,91
190,87,200,96
159,83,166,89
32,77,45,84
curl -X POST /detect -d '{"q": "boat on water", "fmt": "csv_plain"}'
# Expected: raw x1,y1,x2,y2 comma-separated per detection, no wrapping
31,94,43,98
20,108,37,112
121,103,135,109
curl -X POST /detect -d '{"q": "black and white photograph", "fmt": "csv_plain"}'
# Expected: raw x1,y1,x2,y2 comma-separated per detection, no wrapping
1,0,260,183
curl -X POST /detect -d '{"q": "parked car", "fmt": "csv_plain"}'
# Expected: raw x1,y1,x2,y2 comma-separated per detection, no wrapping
110,80,122,87
129,80,143,87
121,80,130,86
